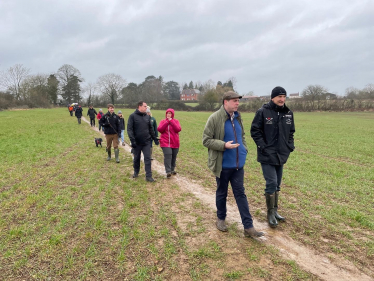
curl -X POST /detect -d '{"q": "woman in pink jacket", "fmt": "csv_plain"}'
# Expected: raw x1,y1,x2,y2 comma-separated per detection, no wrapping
157,108,182,178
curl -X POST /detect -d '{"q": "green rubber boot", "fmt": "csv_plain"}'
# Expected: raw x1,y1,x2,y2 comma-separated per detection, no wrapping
265,193,278,228
274,191,286,222
114,148,120,163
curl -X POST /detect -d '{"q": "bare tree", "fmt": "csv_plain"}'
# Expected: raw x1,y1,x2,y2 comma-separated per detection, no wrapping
362,83,374,99
20,74,49,107
302,84,329,110
56,64,82,86
84,83,97,106
0,64,30,100
96,73,127,105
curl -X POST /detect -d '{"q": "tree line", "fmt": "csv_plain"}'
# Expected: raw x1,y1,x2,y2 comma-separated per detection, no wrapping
1,63,373,111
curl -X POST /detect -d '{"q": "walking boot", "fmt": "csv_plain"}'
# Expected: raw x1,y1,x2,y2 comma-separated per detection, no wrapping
106,149,111,161
150,147,154,160
244,227,264,238
114,148,120,163
265,193,278,228
274,191,286,222
146,177,155,182
216,219,228,232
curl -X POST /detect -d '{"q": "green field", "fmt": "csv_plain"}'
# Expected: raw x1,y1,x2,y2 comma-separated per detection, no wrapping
0,108,373,280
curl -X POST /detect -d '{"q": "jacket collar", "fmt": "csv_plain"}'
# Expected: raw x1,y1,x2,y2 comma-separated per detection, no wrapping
265,100,289,113
135,109,146,116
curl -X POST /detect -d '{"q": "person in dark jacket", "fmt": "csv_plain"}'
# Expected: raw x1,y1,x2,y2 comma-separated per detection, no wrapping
146,106,158,160
117,110,125,146
127,101,159,182
87,105,97,127
250,86,295,228
99,104,121,163
75,105,83,124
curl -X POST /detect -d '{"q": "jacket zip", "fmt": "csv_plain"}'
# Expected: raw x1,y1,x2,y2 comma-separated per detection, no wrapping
230,117,239,169
168,124,170,147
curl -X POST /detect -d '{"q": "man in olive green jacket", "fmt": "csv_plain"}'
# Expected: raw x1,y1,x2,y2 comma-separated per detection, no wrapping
203,91,264,238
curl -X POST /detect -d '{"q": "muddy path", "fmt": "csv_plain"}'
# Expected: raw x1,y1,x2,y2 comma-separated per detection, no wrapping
83,117,373,281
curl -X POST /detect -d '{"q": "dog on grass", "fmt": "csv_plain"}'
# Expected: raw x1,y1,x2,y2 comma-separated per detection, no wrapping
95,138,103,147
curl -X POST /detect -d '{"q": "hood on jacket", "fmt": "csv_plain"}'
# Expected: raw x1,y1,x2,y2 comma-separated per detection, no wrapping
165,108,175,118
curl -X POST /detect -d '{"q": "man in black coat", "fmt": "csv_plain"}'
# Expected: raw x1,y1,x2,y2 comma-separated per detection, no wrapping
127,101,159,182
99,104,121,163
75,105,83,124
250,86,295,228
87,105,97,127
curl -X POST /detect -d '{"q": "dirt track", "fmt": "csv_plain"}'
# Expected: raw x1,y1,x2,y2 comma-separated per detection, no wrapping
83,116,373,281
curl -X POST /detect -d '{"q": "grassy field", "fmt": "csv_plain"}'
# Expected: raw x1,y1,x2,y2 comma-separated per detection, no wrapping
0,108,373,280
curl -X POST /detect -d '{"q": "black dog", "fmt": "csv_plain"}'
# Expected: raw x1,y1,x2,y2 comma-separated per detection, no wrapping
95,138,103,147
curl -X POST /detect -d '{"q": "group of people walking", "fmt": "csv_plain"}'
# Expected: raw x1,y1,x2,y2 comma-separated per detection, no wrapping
203,86,295,238
71,85,294,239
96,101,181,183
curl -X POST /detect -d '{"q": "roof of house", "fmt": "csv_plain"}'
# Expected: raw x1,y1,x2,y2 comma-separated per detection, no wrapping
181,89,200,95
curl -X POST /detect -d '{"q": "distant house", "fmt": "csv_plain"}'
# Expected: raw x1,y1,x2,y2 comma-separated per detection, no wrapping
180,89,200,101
259,95,271,100
241,95,259,102
289,93,300,99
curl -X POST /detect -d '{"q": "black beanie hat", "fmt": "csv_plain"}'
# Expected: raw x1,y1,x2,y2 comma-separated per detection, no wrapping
271,86,287,99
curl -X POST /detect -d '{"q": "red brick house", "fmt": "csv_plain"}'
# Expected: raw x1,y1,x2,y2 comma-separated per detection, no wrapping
180,89,200,101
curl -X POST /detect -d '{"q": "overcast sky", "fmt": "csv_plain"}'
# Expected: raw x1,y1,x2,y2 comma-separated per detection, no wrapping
1,0,373,96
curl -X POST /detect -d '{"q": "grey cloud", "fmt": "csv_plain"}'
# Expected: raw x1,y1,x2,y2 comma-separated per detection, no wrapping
1,0,373,96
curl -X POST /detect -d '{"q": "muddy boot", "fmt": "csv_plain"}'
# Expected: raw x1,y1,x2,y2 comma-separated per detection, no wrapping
274,191,286,222
150,147,154,160
216,219,228,232
265,193,278,228
146,177,155,182
244,227,264,238
114,148,120,163
106,149,111,161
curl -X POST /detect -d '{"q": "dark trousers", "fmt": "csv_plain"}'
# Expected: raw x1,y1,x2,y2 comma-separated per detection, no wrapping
161,147,179,173
261,164,283,194
98,123,102,131
216,168,253,229
133,142,152,177
70,111,73,116
90,118,95,127
77,117,81,124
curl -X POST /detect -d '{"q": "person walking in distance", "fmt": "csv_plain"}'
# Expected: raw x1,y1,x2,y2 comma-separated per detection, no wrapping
250,86,295,228
158,108,181,178
117,110,126,146
68,104,74,116
87,105,97,127
97,109,103,131
146,106,158,160
203,91,264,238
75,105,83,124
99,104,121,163
127,101,159,182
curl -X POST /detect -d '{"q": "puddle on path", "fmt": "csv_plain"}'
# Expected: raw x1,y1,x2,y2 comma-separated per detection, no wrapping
84,117,373,281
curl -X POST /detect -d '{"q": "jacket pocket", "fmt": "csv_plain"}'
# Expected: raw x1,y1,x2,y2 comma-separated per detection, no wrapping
286,142,295,152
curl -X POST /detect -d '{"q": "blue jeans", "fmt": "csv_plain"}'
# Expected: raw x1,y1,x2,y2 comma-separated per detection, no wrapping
118,130,124,143
261,164,283,194
216,168,254,229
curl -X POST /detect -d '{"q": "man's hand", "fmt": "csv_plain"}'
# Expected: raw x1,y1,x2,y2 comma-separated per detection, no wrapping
225,140,240,149
131,142,137,148
154,139,160,146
